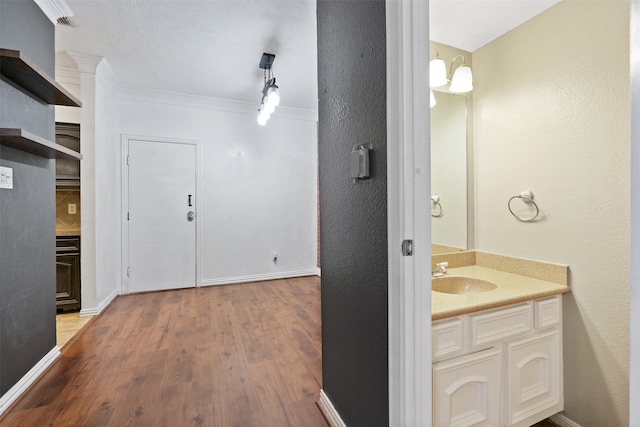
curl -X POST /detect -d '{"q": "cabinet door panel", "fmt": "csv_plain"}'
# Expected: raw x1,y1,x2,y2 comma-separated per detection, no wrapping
56,253,80,311
433,347,502,427
505,329,562,426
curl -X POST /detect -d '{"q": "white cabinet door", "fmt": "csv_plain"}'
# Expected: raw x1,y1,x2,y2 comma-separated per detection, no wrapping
433,347,502,427
505,329,562,427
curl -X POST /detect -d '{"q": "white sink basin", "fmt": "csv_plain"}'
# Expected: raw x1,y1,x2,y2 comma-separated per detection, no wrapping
432,276,497,294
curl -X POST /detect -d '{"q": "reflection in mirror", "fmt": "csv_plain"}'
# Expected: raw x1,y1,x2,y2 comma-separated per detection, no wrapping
431,90,467,254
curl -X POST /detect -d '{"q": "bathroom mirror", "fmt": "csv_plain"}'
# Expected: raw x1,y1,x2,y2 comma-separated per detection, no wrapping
431,90,469,254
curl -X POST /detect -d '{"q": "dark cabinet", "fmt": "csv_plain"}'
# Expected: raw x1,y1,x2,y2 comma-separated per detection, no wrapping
56,236,81,312
55,123,80,187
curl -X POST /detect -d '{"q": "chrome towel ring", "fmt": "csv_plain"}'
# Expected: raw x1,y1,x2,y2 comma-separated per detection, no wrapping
431,194,443,218
508,190,539,222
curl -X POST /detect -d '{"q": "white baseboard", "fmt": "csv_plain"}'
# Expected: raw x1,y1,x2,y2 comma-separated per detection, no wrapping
201,269,320,287
0,346,61,416
317,389,347,427
550,413,583,427
79,287,119,316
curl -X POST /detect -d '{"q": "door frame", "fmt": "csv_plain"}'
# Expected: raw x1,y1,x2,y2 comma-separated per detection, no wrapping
120,134,202,294
386,0,432,425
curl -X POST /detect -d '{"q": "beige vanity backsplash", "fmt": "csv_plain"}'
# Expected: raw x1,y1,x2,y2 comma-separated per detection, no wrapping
432,250,568,286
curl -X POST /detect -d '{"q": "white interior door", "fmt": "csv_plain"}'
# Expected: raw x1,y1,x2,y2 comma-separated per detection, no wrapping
127,138,197,293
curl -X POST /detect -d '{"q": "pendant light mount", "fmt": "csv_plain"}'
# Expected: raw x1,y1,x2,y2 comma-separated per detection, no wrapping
257,53,280,126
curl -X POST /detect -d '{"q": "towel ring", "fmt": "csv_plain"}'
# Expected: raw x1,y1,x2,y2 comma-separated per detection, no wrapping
508,190,539,222
431,195,443,218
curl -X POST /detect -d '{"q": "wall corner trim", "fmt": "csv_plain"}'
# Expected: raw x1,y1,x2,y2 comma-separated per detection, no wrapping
0,346,61,416
317,389,347,427
549,413,583,427
79,288,118,317
200,269,319,287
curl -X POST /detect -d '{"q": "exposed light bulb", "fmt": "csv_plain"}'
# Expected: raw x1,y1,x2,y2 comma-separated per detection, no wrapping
267,84,280,107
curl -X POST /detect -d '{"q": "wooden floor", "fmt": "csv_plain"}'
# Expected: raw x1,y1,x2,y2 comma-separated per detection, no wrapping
2,277,326,426
56,312,94,349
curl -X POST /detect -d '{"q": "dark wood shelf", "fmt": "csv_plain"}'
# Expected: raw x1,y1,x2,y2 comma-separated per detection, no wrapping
0,128,82,160
0,48,82,107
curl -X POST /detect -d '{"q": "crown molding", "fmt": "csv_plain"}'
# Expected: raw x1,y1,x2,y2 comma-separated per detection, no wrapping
33,0,74,24
119,86,318,122
55,65,80,86
58,53,317,122
67,51,103,74
95,60,123,98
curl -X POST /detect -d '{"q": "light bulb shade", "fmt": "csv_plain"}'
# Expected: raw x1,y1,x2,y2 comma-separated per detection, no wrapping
430,58,448,88
257,106,270,125
430,90,436,108
449,65,473,93
264,102,276,115
266,84,280,107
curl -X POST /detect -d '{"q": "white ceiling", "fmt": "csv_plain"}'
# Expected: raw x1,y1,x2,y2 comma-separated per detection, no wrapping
429,0,561,52
56,0,318,110
55,0,560,110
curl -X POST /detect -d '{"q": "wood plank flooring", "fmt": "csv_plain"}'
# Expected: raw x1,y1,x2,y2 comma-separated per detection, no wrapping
56,312,94,349
2,277,326,427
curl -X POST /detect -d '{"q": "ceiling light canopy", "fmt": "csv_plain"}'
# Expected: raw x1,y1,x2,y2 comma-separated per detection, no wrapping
257,52,280,126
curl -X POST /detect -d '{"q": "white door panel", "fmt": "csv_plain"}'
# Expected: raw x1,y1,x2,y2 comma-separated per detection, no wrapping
128,139,196,293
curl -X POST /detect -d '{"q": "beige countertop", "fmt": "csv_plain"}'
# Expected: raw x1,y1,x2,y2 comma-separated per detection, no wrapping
432,265,570,321
56,230,81,237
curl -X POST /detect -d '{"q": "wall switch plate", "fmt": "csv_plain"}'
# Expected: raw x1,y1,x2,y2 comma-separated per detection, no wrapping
68,204,77,214
350,146,370,179
0,166,13,189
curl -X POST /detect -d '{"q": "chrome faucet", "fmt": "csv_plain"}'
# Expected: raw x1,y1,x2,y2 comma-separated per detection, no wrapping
432,262,449,277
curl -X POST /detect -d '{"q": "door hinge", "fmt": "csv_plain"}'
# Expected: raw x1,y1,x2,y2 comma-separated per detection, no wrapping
401,239,413,256
127,155,130,166
127,267,130,277
127,212,130,221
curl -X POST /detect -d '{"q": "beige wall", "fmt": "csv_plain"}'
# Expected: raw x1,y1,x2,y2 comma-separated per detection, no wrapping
473,1,630,426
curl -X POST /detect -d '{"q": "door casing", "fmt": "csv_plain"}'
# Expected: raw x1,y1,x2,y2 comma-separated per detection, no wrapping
121,134,201,294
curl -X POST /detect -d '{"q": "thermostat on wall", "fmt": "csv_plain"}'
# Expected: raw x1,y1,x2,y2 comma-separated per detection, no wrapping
350,145,370,179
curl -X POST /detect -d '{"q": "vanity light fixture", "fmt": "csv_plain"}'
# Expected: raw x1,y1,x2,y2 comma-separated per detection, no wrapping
257,52,280,126
429,53,473,94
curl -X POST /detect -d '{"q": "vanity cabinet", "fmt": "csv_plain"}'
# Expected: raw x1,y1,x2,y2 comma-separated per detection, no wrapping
432,295,563,427
433,347,502,426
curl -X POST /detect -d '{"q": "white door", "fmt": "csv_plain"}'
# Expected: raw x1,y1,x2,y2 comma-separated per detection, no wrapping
127,138,197,293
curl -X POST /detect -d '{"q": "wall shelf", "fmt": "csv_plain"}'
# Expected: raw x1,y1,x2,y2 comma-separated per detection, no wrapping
0,48,82,107
0,128,82,160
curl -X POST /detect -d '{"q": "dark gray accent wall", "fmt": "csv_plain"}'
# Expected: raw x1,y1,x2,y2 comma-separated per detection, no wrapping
0,0,57,396
317,1,388,426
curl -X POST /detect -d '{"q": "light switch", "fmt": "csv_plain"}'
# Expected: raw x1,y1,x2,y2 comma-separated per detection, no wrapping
0,166,13,189
68,204,77,214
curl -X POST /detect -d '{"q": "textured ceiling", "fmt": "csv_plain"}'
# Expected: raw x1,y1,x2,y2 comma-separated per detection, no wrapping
56,0,318,111
54,1,560,111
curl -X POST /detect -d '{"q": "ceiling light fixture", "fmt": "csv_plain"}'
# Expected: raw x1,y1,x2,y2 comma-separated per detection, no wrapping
257,52,280,126
429,53,473,95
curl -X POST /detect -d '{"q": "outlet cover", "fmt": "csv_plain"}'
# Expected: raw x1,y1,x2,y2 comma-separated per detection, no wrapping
0,166,13,189
68,203,77,214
